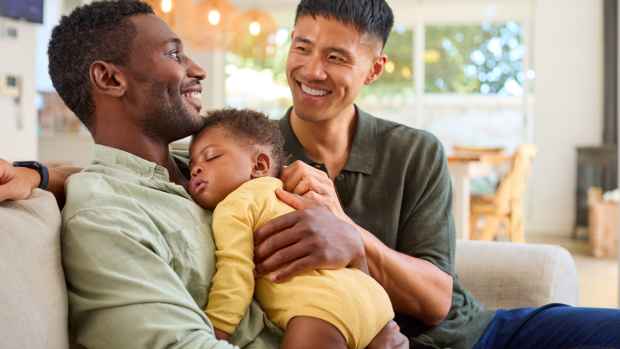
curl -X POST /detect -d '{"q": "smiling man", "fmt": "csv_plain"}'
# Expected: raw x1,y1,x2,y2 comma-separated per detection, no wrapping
251,2,490,348
46,2,251,348
6,1,402,349
42,2,274,349
253,2,620,349
4,1,620,349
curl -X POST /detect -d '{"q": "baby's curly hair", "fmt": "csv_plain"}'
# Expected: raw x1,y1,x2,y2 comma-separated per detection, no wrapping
195,109,288,175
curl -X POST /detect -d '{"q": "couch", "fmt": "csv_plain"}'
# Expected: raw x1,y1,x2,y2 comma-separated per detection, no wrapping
0,190,579,349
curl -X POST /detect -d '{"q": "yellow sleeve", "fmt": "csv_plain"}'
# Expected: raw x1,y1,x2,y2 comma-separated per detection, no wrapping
205,178,294,334
206,177,293,334
205,189,258,334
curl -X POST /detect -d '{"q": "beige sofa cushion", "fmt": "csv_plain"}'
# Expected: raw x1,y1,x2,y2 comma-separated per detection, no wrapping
0,190,69,349
456,240,579,309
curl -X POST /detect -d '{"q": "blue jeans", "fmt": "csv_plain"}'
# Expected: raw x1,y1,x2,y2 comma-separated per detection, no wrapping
473,304,620,349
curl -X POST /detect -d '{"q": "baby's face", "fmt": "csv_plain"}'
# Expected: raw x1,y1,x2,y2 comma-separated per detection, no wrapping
188,126,256,209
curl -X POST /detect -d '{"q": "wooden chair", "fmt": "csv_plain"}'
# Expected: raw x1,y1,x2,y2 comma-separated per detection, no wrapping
453,145,505,156
470,144,537,242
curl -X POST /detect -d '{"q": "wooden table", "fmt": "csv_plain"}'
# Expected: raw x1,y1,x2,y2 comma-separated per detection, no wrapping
448,154,513,240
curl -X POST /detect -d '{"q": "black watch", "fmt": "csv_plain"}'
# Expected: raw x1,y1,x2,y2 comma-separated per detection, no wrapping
13,161,49,190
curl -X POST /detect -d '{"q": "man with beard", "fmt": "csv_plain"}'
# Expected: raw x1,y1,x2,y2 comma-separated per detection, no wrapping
6,1,620,349
0,1,405,348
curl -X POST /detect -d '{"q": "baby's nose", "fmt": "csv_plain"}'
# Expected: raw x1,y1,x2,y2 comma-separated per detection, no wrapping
191,166,203,177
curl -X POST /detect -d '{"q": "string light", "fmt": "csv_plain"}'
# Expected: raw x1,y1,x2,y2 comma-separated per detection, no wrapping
208,9,221,26
249,21,262,36
161,0,172,14
401,67,412,79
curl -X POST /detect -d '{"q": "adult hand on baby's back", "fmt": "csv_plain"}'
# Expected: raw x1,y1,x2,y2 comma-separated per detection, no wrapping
366,321,409,349
253,206,367,282
279,161,347,221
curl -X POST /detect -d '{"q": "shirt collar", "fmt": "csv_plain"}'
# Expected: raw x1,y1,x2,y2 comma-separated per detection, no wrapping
93,144,172,182
279,105,376,175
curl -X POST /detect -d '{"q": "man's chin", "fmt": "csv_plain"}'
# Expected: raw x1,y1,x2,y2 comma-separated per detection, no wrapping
182,109,205,130
163,115,205,142
293,106,329,123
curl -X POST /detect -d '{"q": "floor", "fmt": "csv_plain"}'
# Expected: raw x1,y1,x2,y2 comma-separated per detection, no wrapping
528,235,618,308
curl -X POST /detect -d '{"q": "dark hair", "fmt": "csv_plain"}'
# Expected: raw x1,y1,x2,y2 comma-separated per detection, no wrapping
48,0,154,127
294,0,394,48
196,109,288,175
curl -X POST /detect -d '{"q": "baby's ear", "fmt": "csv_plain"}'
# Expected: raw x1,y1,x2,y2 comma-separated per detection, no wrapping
251,152,272,178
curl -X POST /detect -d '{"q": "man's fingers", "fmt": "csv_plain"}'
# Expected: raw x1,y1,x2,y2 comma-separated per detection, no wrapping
0,186,12,202
293,177,330,197
270,254,316,282
256,240,311,277
279,162,296,183
280,160,331,193
254,224,303,263
302,190,324,204
396,335,409,349
0,159,15,184
254,210,302,245
280,161,305,190
0,184,28,202
291,177,312,196
275,189,312,210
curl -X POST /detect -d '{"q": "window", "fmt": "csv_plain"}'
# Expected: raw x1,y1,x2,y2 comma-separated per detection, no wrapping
425,22,524,96
357,26,415,127
421,22,529,152
225,28,292,118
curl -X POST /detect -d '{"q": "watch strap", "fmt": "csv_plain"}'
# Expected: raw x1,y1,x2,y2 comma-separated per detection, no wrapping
12,161,49,190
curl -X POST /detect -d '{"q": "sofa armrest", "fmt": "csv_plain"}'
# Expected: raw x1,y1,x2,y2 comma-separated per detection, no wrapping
455,240,579,309
0,190,69,349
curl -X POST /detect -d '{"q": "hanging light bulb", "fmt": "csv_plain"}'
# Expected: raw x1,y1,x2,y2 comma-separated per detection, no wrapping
208,9,221,26
230,9,277,59
249,21,261,36
161,0,173,14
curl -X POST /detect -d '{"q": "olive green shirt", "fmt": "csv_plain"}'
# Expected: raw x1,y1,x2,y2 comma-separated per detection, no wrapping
279,107,495,349
62,145,282,349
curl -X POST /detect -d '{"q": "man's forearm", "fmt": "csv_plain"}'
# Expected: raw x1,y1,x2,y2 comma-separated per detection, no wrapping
354,223,453,326
46,165,81,207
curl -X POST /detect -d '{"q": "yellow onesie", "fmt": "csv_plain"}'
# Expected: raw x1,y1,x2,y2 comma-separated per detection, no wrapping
205,177,394,349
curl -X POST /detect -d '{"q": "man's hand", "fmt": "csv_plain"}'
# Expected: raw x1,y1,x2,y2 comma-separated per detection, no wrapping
280,161,347,220
213,328,231,341
254,206,367,282
366,321,409,349
0,159,40,202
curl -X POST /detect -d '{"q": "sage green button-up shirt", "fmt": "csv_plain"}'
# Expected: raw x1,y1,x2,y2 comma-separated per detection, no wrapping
62,145,282,349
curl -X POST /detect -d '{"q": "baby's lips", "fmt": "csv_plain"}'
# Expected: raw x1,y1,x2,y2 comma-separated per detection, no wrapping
188,178,205,193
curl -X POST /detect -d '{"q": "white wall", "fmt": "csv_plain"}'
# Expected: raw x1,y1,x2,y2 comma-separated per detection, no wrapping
0,18,39,161
0,0,61,162
528,0,604,235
